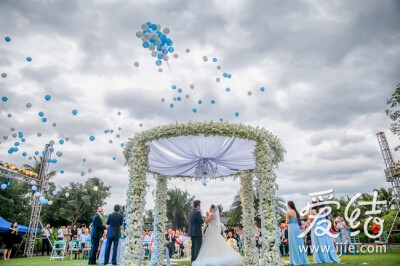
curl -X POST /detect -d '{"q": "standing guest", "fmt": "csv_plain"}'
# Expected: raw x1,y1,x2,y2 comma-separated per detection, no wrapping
372,221,380,236
141,230,147,240
308,202,340,263
63,225,72,249
98,229,108,255
57,226,65,241
88,206,105,265
330,221,339,244
80,228,91,249
255,226,261,248
165,228,176,258
144,231,151,241
104,204,123,265
175,230,184,256
279,223,289,256
3,222,18,261
286,201,309,265
71,225,78,240
42,224,52,256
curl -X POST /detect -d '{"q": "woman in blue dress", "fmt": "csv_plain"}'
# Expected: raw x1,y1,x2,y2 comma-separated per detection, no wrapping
286,201,309,265
308,203,340,263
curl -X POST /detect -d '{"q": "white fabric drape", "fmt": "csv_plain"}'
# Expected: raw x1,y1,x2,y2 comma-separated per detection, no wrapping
147,135,256,177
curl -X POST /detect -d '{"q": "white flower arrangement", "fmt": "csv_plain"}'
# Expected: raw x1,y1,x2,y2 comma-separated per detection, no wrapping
122,121,285,266
227,238,239,252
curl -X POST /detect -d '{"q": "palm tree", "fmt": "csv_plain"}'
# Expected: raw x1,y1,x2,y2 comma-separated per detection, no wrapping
23,156,56,179
374,187,396,211
276,196,287,217
166,188,194,229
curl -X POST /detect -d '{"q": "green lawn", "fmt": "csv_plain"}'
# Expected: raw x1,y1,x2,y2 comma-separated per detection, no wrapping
0,249,399,265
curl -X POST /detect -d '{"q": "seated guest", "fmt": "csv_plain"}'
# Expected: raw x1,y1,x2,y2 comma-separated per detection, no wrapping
80,228,91,249
71,225,78,240
225,231,234,241
165,228,176,258
175,230,184,256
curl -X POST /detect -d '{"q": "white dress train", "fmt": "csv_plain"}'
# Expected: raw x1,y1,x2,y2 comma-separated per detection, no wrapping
192,212,243,266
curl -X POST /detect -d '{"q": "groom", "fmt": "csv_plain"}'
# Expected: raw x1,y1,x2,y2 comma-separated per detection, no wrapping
188,200,204,262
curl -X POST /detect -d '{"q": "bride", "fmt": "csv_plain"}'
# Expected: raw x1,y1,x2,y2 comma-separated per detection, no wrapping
192,205,243,266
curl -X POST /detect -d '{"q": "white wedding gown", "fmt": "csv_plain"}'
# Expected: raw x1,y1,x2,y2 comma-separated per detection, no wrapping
192,210,243,266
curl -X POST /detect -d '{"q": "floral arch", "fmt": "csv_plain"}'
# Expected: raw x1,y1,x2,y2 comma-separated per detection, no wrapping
121,121,285,266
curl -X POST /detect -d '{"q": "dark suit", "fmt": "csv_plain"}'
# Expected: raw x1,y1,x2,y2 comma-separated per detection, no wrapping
104,212,123,265
89,213,105,265
188,208,204,262
279,229,289,255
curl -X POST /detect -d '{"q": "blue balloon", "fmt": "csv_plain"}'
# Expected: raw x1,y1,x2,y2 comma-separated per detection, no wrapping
89,136,95,141
170,103,174,108
52,159,57,163
168,47,174,53
57,152,62,157
198,100,203,105
21,138,25,142
202,182,207,186
80,171,85,176
112,157,116,160
32,186,37,191
5,36,11,42
60,170,64,174
211,99,216,104
235,112,239,117
192,108,197,113
14,142,19,146
155,60,162,66
59,139,64,145
213,58,217,62
120,143,125,147
227,74,232,78
34,192,41,197
172,85,177,90
44,94,51,101
7,150,12,154
223,72,228,78
1,96,7,102
35,151,39,155
52,190,57,196
72,109,78,115
22,152,27,157
142,41,149,48
177,96,181,101
38,111,44,117
47,158,52,163
219,118,223,122
1,184,6,190
177,88,182,93
42,151,47,156
146,22,152,27
26,57,32,62
49,147,54,153
42,117,47,123
226,88,230,92
110,129,114,133
14,147,18,152
157,53,163,59
104,129,109,133
260,87,265,92
149,38,155,44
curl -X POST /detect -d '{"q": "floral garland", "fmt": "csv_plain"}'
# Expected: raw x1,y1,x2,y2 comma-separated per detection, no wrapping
151,174,168,265
240,171,259,265
122,138,149,265
122,121,285,265
255,141,284,266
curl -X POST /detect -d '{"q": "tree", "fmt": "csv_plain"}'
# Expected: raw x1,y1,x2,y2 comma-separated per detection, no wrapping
0,182,32,225
23,156,57,179
166,188,194,230
374,187,396,211
41,177,111,227
386,83,400,150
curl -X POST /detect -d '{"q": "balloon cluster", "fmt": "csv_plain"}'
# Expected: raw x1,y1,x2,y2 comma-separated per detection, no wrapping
136,22,174,67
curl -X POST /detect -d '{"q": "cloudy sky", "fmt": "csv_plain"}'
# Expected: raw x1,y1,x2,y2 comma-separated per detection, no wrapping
1,0,400,216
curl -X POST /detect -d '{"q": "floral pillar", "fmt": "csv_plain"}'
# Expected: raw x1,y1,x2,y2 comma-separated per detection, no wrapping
122,140,149,265
151,174,168,265
240,170,259,265
256,141,283,266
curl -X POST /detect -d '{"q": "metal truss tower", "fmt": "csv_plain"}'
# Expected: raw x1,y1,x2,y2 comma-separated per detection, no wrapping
376,132,400,240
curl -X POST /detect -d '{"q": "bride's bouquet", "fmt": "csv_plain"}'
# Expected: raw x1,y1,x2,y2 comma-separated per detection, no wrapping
226,238,239,252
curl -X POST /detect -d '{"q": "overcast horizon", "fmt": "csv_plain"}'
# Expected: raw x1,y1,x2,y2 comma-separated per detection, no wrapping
1,0,400,216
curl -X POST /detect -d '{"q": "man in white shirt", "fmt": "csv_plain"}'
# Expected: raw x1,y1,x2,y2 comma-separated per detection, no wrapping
57,226,65,240
80,228,91,249
42,224,52,256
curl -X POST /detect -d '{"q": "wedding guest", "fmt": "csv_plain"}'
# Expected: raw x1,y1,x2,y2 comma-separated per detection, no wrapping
372,221,380,236
175,230,184,256
63,225,72,249
279,223,289,256
71,225,78,240
308,202,340,263
339,217,350,244
286,201,309,265
165,228,176,258
330,221,339,244
3,221,18,260
99,229,108,251
88,206,106,265
42,224,52,256
141,230,147,240
57,226,65,241
104,204,123,265
144,231,151,241
80,228,91,249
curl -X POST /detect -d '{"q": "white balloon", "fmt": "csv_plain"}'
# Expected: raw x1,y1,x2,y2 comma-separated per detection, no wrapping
163,55,169,61
203,56,208,62
109,140,113,144
52,122,57,127
134,62,139,67
7,113,12,118
136,31,143,38
157,24,161,30
1,73,6,78
65,192,69,197
93,186,98,192
116,134,120,138
144,33,151,39
141,24,148,30
161,98,165,102
118,127,122,130
12,133,17,138
88,168,92,173
151,32,158,38
190,84,195,89
173,97,177,101
117,111,121,115
216,78,220,82
163,27,170,34
185,94,190,99
149,44,155,51
2,136,7,140
186,48,190,53
248,91,252,96
48,201,53,205
10,127,15,131
49,140,55,145
217,65,221,70
158,68,163,72
151,51,157,57
26,103,32,108
173,54,179,59
155,39,161,46
65,137,70,141
83,158,86,162
139,123,143,127
37,132,42,137
28,156,32,160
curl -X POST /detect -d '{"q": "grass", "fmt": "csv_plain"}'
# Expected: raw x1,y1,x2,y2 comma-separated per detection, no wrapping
0,249,399,265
